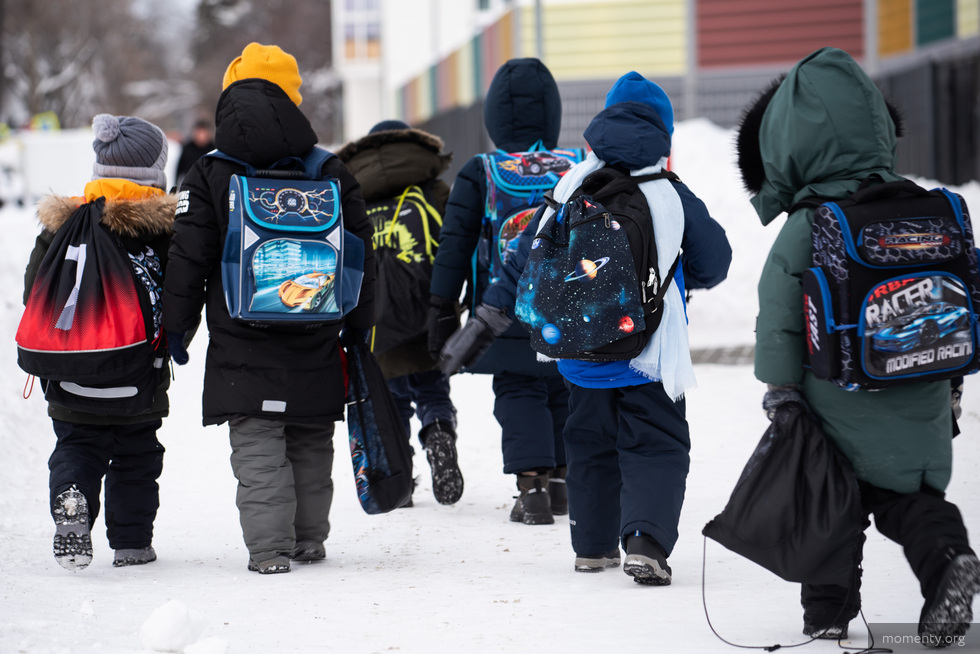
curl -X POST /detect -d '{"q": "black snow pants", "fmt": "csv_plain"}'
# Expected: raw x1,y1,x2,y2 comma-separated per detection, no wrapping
48,419,165,550
802,481,973,627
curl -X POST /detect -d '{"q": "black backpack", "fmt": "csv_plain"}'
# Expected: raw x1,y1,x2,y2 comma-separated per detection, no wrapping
515,167,679,361
365,185,441,354
703,403,863,586
16,199,168,415
802,178,980,389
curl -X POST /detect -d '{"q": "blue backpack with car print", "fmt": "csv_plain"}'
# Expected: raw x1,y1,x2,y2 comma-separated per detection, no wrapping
206,147,365,325
478,142,585,287
801,177,980,388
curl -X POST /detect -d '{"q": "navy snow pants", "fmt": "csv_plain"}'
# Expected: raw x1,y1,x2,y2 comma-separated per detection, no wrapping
387,368,457,442
48,419,165,550
563,381,690,557
492,372,568,474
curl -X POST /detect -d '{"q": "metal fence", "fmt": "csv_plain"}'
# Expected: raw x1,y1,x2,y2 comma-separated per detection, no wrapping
419,39,980,186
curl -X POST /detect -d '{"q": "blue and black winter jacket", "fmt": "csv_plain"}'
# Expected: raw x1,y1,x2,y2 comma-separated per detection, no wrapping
429,58,566,377
485,101,732,388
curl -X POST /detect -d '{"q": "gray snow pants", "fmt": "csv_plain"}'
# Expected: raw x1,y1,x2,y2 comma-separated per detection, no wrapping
228,417,335,562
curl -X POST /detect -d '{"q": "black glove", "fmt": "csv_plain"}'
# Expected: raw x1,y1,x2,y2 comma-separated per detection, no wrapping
762,383,808,420
167,330,190,365
438,303,513,376
427,295,461,359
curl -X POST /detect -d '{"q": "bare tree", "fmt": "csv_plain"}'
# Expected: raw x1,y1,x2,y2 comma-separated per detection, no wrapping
190,0,339,142
2,0,181,129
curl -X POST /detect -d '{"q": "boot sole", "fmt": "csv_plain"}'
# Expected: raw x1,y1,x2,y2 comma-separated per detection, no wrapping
919,554,980,646
426,435,464,505
113,548,157,567
53,488,92,571
624,555,672,586
574,555,621,573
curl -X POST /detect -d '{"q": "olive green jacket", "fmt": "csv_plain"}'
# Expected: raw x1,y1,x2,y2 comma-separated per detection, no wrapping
752,47,952,493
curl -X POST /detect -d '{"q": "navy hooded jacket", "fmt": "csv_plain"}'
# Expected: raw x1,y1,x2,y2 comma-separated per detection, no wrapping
485,99,732,388
429,58,566,376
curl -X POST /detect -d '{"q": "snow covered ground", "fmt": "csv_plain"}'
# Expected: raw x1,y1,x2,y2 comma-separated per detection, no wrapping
2,119,980,654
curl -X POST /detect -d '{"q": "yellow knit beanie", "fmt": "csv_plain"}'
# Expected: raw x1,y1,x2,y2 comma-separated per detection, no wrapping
222,43,303,106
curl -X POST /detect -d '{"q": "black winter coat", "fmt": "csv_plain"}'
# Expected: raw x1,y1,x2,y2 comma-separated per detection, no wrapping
338,127,451,379
429,58,564,377
162,79,376,426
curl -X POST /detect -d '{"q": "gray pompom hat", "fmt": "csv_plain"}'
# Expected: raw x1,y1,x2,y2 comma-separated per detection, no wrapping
91,114,168,189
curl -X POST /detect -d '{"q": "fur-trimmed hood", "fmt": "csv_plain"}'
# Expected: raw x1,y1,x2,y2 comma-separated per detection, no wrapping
336,127,444,163
36,193,176,238
336,127,452,202
735,47,905,225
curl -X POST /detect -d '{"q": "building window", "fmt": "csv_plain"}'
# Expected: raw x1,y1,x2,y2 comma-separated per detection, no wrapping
344,0,381,61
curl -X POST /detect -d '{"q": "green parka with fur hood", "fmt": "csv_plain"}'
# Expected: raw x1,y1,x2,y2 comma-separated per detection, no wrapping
740,47,953,494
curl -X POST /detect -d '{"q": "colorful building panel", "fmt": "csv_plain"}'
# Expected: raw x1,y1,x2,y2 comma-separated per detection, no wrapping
918,0,956,45
698,0,863,68
521,0,687,80
398,11,518,124
958,0,980,36
879,0,913,56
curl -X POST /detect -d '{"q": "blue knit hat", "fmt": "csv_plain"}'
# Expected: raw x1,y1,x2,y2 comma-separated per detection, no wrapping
369,120,410,134
605,72,674,135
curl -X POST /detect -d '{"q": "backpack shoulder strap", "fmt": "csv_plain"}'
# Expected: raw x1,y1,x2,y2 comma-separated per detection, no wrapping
204,149,256,176
301,146,336,180
579,167,679,202
204,147,335,180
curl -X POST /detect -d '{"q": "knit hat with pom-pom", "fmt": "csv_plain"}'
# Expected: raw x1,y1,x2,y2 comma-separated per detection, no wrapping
91,114,168,189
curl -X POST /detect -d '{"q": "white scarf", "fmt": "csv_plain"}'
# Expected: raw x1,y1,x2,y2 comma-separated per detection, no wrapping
538,152,696,401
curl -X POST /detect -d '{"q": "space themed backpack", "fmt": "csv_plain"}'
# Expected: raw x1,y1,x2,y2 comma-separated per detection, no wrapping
478,143,585,287
801,177,980,389
515,166,680,361
206,147,365,326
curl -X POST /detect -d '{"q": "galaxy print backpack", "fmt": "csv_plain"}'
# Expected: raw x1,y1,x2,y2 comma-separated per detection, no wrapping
801,177,980,388
516,166,680,361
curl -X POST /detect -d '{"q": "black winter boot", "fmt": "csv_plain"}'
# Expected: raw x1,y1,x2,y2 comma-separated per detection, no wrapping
509,472,554,525
624,531,671,586
919,553,980,646
53,485,93,571
420,420,464,505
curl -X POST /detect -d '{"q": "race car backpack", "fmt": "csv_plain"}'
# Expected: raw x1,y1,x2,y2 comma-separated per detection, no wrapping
16,198,168,415
802,177,980,388
477,142,586,288
208,147,365,325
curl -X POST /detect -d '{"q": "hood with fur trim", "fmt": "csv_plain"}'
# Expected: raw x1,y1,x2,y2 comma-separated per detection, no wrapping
36,193,176,239
736,47,905,225
336,127,451,202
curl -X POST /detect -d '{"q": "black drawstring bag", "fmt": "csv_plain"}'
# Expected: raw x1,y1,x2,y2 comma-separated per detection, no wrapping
703,403,863,586
343,336,414,514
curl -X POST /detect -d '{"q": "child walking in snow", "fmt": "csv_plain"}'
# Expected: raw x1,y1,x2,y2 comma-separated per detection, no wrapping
338,119,462,506
23,114,175,570
162,43,376,574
